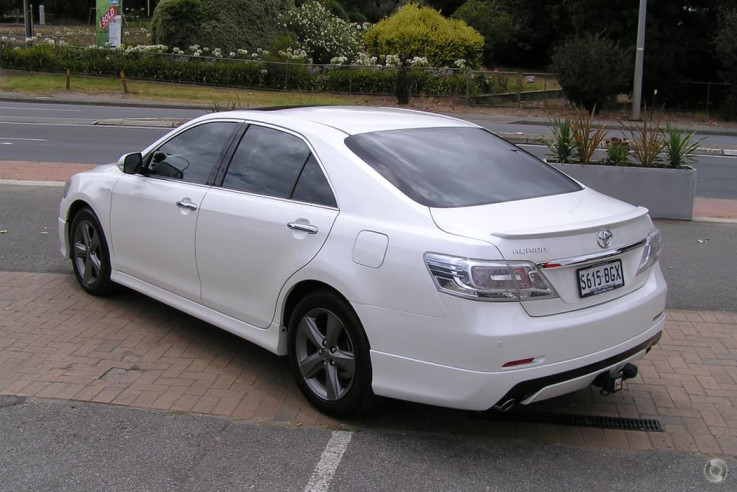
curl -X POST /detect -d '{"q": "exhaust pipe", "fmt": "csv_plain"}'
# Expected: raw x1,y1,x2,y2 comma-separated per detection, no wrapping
491,398,516,413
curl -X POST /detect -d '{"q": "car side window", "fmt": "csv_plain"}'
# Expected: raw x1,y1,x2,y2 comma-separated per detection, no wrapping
291,155,337,207
148,122,239,185
222,125,309,196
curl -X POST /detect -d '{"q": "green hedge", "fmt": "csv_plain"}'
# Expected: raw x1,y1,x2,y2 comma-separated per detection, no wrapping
0,43,483,97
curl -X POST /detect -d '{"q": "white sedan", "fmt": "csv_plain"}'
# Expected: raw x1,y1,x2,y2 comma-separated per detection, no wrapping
59,107,667,417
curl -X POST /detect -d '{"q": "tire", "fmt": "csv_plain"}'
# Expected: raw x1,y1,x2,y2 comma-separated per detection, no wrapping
287,291,376,418
69,208,114,296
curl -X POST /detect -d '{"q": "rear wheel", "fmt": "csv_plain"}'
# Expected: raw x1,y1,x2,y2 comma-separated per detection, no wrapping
288,291,375,418
70,208,114,296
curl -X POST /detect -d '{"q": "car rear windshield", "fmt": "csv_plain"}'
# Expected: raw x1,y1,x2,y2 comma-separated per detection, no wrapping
345,127,582,208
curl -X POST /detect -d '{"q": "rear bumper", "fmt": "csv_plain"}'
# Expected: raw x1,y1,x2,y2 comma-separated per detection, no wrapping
362,265,666,411
501,330,661,405
369,317,663,411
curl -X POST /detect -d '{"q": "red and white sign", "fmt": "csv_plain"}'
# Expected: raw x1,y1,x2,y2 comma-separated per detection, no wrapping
99,6,117,30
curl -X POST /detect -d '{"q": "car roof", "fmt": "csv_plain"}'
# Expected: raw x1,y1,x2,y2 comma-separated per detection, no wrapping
200,106,479,135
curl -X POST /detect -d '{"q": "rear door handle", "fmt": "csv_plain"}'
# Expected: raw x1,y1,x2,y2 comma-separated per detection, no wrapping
176,200,198,211
287,222,318,234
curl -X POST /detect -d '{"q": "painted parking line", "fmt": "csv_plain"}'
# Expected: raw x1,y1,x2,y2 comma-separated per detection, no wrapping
305,430,353,492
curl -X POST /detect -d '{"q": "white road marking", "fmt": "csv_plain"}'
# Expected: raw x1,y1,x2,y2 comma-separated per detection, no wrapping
305,430,353,492
0,121,166,129
0,179,65,187
0,106,79,112
0,137,47,141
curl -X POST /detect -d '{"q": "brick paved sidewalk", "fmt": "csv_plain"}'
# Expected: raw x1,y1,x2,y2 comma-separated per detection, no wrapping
3,160,737,219
1,271,735,455
0,161,96,182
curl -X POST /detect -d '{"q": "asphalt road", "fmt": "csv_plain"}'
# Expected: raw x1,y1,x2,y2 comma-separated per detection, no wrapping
0,101,204,163
1,184,735,311
0,396,731,491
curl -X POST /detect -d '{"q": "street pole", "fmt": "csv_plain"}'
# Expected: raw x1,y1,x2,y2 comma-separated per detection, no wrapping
23,0,34,37
631,0,647,120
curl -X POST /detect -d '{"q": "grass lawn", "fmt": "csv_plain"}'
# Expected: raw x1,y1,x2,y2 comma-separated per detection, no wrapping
0,71,398,108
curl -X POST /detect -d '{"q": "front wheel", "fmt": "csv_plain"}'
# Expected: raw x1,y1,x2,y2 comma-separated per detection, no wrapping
287,291,375,418
70,208,114,296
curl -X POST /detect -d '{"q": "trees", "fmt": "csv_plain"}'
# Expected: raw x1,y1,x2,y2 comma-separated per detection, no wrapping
451,0,564,68
714,8,737,119
452,0,516,67
333,0,401,22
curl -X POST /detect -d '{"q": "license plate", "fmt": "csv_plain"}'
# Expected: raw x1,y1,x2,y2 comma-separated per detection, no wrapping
577,260,625,298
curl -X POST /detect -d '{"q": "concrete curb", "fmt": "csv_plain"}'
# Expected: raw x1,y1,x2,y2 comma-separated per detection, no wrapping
94,118,189,128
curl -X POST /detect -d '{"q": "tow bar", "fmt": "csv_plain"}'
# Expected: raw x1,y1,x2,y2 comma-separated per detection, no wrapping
592,363,639,396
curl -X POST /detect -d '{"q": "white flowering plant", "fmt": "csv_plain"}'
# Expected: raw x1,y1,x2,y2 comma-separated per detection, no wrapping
282,1,369,64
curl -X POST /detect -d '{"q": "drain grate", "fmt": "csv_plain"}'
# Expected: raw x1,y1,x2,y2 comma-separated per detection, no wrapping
484,412,664,432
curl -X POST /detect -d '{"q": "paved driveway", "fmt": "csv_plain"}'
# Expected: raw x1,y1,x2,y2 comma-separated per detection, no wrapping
1,271,735,456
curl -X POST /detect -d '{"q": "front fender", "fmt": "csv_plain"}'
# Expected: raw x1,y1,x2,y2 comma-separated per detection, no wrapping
58,164,122,260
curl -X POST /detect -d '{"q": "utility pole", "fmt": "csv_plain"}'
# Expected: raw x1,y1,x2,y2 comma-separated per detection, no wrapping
631,0,647,120
23,0,34,38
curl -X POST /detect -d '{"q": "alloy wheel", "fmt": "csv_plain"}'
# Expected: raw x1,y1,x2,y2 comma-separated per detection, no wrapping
72,219,103,287
294,307,356,401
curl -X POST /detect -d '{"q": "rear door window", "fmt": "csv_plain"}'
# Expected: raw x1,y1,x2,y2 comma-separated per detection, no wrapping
222,125,336,207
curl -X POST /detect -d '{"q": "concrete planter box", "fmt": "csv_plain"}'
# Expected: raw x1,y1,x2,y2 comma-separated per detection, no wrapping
550,163,696,220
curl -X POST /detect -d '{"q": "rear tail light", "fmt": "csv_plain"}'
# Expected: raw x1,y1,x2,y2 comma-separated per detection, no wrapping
636,228,661,276
425,253,559,302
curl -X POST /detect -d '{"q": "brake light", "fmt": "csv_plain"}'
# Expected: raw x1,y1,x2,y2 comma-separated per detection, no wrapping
425,253,559,302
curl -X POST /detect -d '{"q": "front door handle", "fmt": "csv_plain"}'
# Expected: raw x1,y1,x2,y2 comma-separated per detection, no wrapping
287,222,318,234
176,200,198,211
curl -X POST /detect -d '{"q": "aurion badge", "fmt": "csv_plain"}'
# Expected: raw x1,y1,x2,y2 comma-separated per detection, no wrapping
597,229,614,249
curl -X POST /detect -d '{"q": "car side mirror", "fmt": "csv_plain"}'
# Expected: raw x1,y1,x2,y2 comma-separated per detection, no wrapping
118,153,143,174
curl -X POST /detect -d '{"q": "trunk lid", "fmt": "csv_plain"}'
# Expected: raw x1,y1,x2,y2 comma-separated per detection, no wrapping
430,189,655,316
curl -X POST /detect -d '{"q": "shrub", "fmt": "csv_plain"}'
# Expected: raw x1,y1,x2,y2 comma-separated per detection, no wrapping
624,111,665,168
545,117,575,163
199,0,295,53
283,0,367,64
0,42,485,98
153,0,294,53
571,107,606,164
550,33,630,112
364,3,484,69
151,0,203,50
604,137,631,166
322,66,397,93
663,124,701,169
